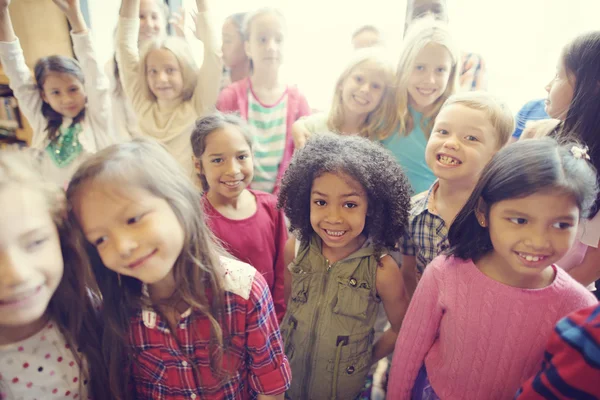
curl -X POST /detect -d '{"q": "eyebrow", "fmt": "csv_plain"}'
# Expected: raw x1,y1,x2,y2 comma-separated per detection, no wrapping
311,190,362,198
502,209,577,221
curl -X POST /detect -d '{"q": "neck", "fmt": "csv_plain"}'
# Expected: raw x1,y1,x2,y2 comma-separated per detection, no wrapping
409,97,434,114
251,68,280,89
207,188,250,209
0,315,49,345
321,234,367,264
477,251,555,289
437,179,474,205
339,109,367,134
147,271,177,303
229,61,251,83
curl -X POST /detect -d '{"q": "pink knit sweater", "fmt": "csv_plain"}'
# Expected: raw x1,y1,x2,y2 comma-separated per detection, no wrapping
388,255,597,400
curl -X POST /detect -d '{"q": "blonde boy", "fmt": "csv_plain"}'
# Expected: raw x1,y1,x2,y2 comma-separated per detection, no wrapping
400,91,515,295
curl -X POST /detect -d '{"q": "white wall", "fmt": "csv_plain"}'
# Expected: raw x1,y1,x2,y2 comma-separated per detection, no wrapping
89,0,600,114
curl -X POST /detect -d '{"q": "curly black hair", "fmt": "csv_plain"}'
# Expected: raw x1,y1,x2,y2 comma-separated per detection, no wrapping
277,133,411,253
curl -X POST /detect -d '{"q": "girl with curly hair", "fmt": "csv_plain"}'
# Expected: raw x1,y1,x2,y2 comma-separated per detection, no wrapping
277,133,412,400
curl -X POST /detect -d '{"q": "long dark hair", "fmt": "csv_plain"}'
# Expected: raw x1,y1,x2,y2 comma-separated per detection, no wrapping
0,150,107,398
34,56,86,141
553,30,600,217
448,138,598,261
66,138,229,400
190,112,254,192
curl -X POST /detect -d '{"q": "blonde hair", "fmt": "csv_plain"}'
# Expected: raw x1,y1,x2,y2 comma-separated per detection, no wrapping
241,7,286,41
328,49,398,139
440,91,515,148
138,37,198,102
66,138,230,398
392,17,460,139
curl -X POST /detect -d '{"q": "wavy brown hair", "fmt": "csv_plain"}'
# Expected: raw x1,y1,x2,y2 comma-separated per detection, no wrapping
66,138,229,400
0,150,107,398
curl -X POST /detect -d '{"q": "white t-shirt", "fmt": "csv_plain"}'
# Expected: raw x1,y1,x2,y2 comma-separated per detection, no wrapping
0,321,88,400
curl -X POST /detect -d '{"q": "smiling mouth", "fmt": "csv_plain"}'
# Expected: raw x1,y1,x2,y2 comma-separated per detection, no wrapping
0,286,42,306
353,95,368,106
128,249,158,269
437,154,462,166
222,180,243,188
324,229,346,237
417,88,436,96
516,252,549,263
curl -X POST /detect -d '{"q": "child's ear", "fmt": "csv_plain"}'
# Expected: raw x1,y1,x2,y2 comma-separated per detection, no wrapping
474,197,488,227
192,156,202,174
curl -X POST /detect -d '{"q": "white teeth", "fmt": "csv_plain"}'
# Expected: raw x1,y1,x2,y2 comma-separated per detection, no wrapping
519,253,543,262
325,230,345,237
353,96,368,105
418,88,435,95
223,181,241,187
438,155,460,165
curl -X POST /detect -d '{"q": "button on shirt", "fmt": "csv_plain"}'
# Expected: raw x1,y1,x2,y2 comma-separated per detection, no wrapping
128,257,291,399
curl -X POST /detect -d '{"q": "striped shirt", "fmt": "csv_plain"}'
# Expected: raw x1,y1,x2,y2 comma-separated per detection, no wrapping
398,181,449,274
247,89,288,193
515,303,600,399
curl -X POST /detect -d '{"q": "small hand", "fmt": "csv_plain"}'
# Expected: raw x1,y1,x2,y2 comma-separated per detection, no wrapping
51,0,81,18
169,7,198,38
0,0,11,9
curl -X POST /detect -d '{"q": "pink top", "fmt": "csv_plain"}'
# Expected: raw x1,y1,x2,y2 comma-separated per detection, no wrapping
388,255,597,400
202,190,288,322
216,78,310,195
556,212,600,290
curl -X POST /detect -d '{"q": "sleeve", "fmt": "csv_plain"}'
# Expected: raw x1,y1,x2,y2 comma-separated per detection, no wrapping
515,305,600,399
512,103,532,139
115,17,147,117
387,258,445,399
272,201,289,322
216,85,240,113
398,229,416,256
293,90,311,121
246,272,292,395
191,11,222,115
0,39,46,146
70,31,115,148
301,113,328,135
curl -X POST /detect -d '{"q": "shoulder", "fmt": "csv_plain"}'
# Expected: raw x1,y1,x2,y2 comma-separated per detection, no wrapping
251,189,280,216
220,256,258,301
553,267,598,305
217,79,248,103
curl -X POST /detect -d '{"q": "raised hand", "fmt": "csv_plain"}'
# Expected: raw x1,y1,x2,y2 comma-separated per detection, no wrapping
52,0,87,33
170,7,198,38
0,0,10,9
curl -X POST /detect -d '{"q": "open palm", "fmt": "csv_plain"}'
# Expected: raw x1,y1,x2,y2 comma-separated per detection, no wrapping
51,0,79,15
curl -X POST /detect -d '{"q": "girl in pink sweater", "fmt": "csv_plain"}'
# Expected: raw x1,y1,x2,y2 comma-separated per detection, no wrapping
387,138,598,400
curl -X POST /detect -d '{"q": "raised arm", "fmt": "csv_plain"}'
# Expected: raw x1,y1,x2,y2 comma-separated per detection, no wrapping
191,0,222,114
54,0,115,148
0,1,47,146
115,0,146,113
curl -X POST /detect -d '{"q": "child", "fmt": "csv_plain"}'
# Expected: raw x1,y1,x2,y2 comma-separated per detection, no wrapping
521,31,600,290
66,138,290,400
291,49,397,149
388,138,599,399
191,113,287,322
217,8,310,194
116,0,222,176
400,91,514,296
516,303,600,399
220,12,250,91
277,134,411,399
380,17,460,194
351,25,383,50
0,0,113,187
0,150,107,399
108,0,169,140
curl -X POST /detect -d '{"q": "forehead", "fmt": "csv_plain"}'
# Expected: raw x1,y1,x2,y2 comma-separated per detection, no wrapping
146,48,179,65
0,184,55,241
349,61,386,80
409,0,447,15
223,18,241,34
43,72,81,87
312,172,366,196
248,13,285,36
415,43,452,64
140,0,163,14
204,124,251,154
492,191,579,218
436,104,491,126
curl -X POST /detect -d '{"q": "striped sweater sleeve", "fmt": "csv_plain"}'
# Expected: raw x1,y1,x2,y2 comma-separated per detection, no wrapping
515,303,600,399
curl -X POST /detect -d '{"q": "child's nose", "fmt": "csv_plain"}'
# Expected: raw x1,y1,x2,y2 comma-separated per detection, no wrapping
114,235,139,258
0,251,31,287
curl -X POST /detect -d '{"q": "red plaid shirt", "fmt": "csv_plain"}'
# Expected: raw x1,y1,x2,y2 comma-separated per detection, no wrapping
128,258,291,399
